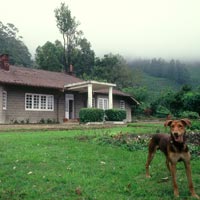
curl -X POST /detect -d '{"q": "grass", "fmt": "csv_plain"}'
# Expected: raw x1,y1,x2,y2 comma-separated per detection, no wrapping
0,124,199,199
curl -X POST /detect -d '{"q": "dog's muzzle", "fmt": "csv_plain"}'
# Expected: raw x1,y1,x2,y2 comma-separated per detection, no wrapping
172,132,184,143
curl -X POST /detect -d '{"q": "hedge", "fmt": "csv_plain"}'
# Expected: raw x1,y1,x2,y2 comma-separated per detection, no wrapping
105,109,126,121
79,108,104,123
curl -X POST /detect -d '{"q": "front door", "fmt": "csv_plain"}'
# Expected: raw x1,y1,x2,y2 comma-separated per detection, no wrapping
65,94,74,119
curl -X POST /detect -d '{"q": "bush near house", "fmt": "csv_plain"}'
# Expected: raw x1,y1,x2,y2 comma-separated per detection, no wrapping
105,109,126,121
79,108,104,123
79,108,127,123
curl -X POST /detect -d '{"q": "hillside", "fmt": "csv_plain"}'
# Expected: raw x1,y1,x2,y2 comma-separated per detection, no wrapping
128,59,200,102
137,72,182,101
186,64,200,87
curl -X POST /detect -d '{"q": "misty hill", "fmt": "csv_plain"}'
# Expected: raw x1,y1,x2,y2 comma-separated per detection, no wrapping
185,62,200,87
128,59,200,101
134,72,182,101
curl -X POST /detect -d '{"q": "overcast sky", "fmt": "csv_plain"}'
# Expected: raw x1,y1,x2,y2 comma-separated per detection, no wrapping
1,0,200,60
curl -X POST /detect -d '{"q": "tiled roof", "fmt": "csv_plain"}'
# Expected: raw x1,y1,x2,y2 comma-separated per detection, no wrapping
0,65,83,89
0,65,139,104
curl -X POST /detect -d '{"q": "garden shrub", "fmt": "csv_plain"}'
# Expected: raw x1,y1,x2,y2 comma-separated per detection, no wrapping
190,120,200,130
39,118,58,124
180,111,199,119
79,108,104,123
155,105,171,118
105,109,126,121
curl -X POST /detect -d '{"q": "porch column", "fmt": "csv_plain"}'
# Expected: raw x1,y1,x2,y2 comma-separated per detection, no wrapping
108,86,113,109
87,83,93,108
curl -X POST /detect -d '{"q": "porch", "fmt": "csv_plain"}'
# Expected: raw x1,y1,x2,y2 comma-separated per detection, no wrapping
64,80,116,120
64,80,116,108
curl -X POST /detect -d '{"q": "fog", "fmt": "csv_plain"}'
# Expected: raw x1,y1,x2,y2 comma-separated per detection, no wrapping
1,0,200,60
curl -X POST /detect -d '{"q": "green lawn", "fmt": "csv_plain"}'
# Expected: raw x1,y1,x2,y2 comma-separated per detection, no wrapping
0,125,199,199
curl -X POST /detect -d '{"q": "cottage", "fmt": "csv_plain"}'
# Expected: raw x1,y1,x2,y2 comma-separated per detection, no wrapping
0,54,139,124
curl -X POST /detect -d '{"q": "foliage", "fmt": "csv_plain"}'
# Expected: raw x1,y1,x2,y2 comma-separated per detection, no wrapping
190,120,200,130
0,21,32,66
123,86,148,103
132,84,200,118
155,105,171,118
71,38,95,77
186,62,200,87
79,108,126,123
35,40,64,71
182,91,200,115
79,108,104,123
105,109,126,121
91,54,134,89
97,133,149,151
55,3,83,72
129,58,191,85
149,85,200,117
39,118,58,124
35,38,95,75
180,111,199,119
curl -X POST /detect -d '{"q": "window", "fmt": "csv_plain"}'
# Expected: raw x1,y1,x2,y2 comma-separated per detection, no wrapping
33,95,39,109
26,94,32,109
41,95,47,110
120,100,125,110
25,93,54,111
47,96,54,110
98,98,108,110
2,91,7,110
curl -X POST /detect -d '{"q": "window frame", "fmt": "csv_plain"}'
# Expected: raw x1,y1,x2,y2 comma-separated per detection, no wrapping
25,93,54,111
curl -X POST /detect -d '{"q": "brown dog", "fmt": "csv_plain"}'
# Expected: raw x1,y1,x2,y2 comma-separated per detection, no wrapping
145,119,199,199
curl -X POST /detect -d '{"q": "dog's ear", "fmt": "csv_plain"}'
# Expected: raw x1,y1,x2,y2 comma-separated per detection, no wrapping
164,120,173,127
181,118,191,127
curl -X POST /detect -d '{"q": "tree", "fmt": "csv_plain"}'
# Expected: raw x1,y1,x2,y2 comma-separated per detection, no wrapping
35,40,64,71
71,38,95,77
91,54,134,89
150,88,175,115
0,21,32,66
35,38,95,75
183,91,200,115
129,58,191,85
55,3,83,72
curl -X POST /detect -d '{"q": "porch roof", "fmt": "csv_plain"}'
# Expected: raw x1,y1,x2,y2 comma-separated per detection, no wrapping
64,80,139,105
64,80,116,92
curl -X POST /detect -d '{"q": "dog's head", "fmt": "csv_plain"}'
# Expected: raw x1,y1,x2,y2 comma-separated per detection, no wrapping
164,119,191,143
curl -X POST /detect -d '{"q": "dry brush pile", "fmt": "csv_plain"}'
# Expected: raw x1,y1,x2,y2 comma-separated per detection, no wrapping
97,132,200,158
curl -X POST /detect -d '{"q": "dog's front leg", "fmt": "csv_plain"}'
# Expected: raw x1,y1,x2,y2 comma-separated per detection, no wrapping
184,161,199,199
170,163,179,197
